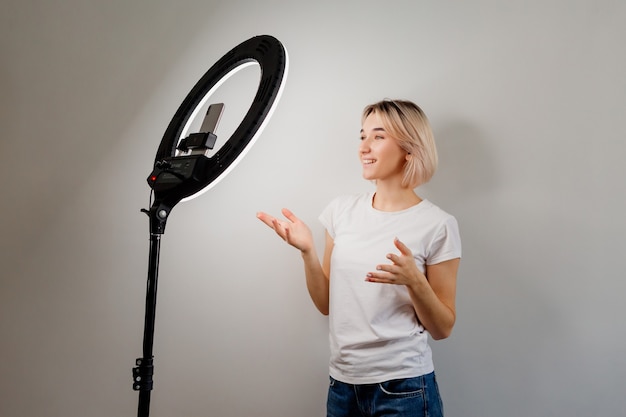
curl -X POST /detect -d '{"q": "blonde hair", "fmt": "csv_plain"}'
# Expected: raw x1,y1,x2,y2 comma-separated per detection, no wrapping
362,99,438,188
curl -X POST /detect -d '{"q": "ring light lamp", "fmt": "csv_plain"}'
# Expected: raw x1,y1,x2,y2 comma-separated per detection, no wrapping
133,35,288,417
146,34,288,233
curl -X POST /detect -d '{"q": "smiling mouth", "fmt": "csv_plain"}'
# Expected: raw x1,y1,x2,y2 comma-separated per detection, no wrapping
362,159,376,165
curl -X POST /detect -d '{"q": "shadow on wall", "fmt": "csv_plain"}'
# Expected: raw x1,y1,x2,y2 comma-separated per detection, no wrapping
422,119,498,209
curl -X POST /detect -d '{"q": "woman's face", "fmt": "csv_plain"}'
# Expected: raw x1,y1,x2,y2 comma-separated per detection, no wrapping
359,112,408,184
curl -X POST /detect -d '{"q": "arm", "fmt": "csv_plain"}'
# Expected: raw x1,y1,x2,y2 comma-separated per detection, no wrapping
256,209,331,315
365,238,460,340
300,231,332,315
408,258,459,340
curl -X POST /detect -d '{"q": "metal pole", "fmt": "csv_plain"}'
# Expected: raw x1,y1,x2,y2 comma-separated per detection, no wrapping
134,207,165,417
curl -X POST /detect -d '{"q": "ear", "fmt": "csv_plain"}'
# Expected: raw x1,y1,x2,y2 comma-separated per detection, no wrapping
405,152,412,161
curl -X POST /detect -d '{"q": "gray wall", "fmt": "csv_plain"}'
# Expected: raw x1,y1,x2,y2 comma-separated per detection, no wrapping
1,1,625,416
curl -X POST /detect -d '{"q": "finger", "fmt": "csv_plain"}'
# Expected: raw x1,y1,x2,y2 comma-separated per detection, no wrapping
386,253,400,265
256,212,277,230
271,218,288,240
375,264,397,274
281,208,298,223
393,237,413,256
366,271,396,283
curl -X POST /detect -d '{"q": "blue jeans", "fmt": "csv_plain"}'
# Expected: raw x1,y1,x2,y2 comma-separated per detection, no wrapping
327,372,444,417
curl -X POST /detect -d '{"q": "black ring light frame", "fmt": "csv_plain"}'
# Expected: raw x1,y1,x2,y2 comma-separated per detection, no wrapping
133,35,288,417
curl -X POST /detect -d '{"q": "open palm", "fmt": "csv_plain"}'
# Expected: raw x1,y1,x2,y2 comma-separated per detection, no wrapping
256,208,313,253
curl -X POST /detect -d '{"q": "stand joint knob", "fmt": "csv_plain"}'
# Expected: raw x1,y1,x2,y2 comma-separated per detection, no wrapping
132,357,154,391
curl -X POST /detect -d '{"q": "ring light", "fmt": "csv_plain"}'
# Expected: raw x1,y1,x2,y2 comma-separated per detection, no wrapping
133,35,288,417
147,34,288,233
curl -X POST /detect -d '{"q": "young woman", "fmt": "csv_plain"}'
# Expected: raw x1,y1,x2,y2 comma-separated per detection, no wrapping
257,99,461,417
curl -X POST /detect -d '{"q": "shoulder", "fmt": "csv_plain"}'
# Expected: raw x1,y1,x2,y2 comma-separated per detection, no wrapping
416,200,461,246
320,192,371,231
325,192,371,213
420,200,458,225
419,200,462,258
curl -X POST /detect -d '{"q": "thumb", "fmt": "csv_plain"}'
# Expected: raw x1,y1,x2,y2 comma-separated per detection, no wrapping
394,237,413,256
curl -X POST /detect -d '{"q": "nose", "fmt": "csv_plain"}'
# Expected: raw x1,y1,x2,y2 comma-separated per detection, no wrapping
359,136,371,153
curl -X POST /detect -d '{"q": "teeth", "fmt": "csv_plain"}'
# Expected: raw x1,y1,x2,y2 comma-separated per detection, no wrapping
363,159,375,164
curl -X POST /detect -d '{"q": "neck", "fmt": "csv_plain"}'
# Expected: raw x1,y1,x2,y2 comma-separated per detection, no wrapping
372,182,422,212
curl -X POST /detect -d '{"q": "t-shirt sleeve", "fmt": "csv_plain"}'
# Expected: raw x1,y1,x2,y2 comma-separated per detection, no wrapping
427,215,462,265
319,198,337,238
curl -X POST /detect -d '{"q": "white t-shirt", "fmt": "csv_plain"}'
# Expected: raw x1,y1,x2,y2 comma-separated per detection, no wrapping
319,192,462,384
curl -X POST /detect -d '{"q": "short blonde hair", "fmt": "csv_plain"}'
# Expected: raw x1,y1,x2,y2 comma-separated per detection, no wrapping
362,99,438,188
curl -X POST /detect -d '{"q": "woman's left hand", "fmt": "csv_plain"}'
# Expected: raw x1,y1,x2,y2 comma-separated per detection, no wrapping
365,237,425,286
367,237,460,340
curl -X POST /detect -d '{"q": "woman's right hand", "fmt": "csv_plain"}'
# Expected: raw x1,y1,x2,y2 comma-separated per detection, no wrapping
256,208,314,253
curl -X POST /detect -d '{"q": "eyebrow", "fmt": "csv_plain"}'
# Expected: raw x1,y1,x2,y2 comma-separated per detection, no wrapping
359,127,386,133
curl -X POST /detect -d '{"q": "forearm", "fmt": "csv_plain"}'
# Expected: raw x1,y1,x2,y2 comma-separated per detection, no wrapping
407,276,455,340
301,248,330,315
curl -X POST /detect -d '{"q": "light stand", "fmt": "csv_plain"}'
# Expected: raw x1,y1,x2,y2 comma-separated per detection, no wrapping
132,35,288,417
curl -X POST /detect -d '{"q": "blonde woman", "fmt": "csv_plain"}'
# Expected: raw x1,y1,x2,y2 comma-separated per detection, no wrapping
257,99,461,417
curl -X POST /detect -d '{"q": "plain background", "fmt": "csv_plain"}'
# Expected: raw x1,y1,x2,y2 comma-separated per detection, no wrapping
1,1,625,416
